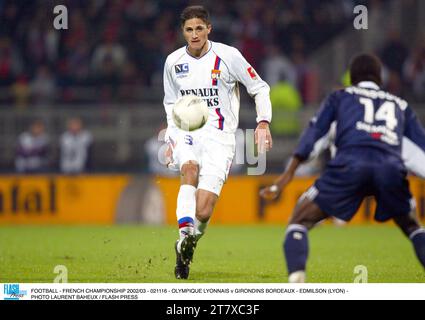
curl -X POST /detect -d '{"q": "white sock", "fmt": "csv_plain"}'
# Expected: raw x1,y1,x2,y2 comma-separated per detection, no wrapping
195,217,209,241
176,185,196,239
288,271,306,283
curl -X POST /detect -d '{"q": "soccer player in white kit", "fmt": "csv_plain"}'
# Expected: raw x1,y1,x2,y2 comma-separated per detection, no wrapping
163,5,273,279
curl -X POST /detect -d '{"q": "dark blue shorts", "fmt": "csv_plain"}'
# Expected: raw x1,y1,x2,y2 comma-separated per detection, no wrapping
311,149,413,222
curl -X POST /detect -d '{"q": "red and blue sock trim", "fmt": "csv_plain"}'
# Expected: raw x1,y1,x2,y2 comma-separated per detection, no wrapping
178,217,194,229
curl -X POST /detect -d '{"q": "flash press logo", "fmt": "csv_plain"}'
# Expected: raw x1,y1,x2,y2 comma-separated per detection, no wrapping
4,284,27,300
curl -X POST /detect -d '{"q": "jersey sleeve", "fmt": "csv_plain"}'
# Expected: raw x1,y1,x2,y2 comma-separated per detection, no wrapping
402,137,425,178
402,106,425,177
403,106,425,151
302,121,337,162
294,93,338,161
163,57,179,143
228,48,272,123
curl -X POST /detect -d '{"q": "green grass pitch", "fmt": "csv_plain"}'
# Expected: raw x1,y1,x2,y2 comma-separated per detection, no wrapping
0,225,423,283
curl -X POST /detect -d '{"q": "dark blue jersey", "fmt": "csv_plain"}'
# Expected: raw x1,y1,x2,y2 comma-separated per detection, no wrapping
294,81,425,164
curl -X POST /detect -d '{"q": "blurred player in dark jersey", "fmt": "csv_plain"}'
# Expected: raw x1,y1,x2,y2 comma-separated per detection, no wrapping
261,53,425,282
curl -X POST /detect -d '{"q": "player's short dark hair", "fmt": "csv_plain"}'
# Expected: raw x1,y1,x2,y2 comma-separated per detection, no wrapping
180,5,210,26
349,53,382,86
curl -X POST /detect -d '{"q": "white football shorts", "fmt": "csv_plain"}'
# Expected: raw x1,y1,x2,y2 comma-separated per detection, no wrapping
169,127,235,196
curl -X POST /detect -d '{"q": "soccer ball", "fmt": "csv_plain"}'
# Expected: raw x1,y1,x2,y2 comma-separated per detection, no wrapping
172,95,209,131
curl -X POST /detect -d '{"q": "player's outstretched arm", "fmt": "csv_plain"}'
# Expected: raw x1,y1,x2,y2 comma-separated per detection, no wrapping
259,156,302,200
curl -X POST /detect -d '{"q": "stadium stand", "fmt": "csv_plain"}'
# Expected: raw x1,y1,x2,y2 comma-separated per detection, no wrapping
0,0,424,173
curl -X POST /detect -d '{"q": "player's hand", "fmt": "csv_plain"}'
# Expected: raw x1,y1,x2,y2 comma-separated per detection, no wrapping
259,167,296,201
164,140,176,168
255,121,272,154
259,184,281,201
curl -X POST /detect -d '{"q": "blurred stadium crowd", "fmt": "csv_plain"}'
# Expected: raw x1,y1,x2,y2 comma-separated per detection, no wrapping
3,0,423,107
1,0,424,173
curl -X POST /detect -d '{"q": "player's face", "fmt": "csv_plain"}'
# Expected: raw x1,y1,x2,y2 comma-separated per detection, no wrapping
68,119,82,134
182,18,211,56
31,123,44,136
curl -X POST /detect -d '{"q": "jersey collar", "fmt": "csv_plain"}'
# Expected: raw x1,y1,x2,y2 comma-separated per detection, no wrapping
186,41,212,59
357,81,380,90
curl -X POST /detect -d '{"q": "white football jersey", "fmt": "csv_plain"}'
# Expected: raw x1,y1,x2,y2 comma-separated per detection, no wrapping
60,130,93,173
163,41,272,141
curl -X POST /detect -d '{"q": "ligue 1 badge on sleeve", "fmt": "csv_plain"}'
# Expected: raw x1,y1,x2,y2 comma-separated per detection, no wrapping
247,66,257,80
